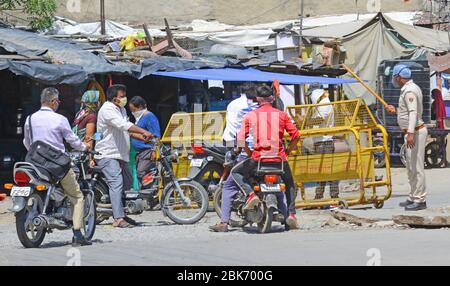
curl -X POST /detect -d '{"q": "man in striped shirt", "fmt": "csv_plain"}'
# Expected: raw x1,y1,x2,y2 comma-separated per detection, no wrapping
95,85,154,228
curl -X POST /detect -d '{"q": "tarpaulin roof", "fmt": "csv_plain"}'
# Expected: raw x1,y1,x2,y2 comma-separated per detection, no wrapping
154,67,358,85
0,26,239,84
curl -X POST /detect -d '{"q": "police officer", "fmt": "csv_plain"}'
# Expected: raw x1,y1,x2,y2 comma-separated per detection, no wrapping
385,64,428,211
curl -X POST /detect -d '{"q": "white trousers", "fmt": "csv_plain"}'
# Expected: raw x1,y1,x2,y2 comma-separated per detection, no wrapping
404,128,428,203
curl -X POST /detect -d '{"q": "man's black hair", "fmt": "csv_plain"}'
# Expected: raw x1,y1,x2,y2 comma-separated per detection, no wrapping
129,96,147,109
240,82,257,100
256,85,274,98
106,84,127,101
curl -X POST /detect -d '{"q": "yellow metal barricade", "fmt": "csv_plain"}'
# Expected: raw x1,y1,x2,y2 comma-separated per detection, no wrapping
161,111,226,178
162,102,391,209
287,99,392,209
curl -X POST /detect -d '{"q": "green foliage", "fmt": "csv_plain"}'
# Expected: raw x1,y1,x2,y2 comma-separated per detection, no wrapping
0,0,57,30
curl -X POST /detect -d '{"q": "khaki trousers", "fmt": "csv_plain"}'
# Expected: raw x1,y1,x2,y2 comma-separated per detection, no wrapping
60,169,84,230
404,128,428,203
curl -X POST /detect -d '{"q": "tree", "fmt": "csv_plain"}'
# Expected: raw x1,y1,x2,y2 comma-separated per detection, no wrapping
0,0,56,30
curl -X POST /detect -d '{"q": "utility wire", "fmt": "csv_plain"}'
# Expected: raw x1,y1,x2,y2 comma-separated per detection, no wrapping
238,0,291,25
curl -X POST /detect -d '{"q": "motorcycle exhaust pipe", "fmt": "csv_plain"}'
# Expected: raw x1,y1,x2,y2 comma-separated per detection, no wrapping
33,215,67,230
33,216,46,228
96,207,113,216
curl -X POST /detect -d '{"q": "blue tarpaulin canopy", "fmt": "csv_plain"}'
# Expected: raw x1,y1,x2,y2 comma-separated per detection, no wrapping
154,68,358,85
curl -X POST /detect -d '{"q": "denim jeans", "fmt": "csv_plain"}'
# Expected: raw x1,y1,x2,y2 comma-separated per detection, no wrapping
97,158,133,219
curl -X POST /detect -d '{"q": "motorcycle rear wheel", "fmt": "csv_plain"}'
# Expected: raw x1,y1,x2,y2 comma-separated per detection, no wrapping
193,162,224,212
162,180,208,225
257,204,273,234
15,193,46,248
92,179,110,224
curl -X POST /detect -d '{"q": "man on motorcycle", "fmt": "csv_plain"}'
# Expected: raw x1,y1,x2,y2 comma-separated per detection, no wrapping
23,87,91,247
210,85,300,232
235,85,300,230
209,83,258,232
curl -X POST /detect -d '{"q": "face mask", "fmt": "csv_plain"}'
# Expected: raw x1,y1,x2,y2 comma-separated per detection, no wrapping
247,99,257,107
391,77,401,89
117,97,127,108
132,109,146,120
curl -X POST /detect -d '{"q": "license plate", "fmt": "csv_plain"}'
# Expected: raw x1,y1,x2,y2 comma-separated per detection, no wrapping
260,184,281,193
10,186,31,197
190,159,204,168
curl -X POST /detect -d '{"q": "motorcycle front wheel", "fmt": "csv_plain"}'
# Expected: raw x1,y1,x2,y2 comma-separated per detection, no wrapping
162,180,208,225
81,191,96,241
15,193,46,248
213,186,247,228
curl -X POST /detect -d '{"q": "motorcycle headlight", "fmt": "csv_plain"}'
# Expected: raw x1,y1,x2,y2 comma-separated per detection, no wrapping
69,152,81,162
224,151,235,165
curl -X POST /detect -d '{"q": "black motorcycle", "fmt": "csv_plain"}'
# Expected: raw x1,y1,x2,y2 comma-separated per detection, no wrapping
9,151,96,248
188,144,227,211
92,140,209,225
213,152,286,233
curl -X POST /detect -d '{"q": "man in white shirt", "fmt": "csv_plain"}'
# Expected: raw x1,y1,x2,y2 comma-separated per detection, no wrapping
310,88,339,200
223,83,259,147
210,83,259,232
95,84,153,228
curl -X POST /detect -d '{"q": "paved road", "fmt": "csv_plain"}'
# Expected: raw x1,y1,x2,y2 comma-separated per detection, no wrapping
1,168,450,266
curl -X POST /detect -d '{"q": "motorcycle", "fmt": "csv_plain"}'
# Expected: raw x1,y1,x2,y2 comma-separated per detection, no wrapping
92,139,209,225
8,151,96,248
188,144,227,211
213,152,286,233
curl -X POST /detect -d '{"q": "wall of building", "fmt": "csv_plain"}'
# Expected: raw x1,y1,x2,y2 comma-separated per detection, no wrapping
57,0,423,25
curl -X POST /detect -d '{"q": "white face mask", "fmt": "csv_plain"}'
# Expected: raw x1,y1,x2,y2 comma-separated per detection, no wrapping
132,109,146,120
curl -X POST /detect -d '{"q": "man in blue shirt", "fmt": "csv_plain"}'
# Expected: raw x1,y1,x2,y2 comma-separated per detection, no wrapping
129,96,161,188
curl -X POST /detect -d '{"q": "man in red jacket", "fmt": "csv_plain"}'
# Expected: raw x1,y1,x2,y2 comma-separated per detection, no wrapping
234,85,301,230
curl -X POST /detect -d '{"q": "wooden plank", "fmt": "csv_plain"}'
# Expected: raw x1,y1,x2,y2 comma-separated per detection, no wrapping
142,23,154,49
393,214,450,227
332,210,378,226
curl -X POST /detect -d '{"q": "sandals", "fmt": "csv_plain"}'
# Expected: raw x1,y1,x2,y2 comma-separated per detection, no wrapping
113,219,133,228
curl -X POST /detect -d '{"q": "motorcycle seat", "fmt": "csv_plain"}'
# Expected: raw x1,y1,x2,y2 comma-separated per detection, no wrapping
256,165,285,176
15,163,51,183
204,145,227,157
91,166,103,174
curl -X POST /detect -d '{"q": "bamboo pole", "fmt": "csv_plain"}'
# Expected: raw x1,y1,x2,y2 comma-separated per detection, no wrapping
341,63,389,107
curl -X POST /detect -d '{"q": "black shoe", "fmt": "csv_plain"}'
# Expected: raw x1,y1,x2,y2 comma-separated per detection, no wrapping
72,236,92,247
405,202,427,211
399,200,414,207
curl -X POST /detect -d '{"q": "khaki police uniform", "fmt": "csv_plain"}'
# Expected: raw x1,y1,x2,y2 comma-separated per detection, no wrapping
397,80,428,203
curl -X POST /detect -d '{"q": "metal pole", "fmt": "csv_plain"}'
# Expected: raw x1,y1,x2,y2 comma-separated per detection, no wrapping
100,0,106,35
299,0,304,58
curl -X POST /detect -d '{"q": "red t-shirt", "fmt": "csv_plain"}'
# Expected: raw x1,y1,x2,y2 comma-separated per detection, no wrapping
237,103,300,162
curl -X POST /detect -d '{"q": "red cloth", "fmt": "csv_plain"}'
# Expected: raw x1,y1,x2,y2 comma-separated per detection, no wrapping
273,80,281,97
433,89,446,129
237,103,300,162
